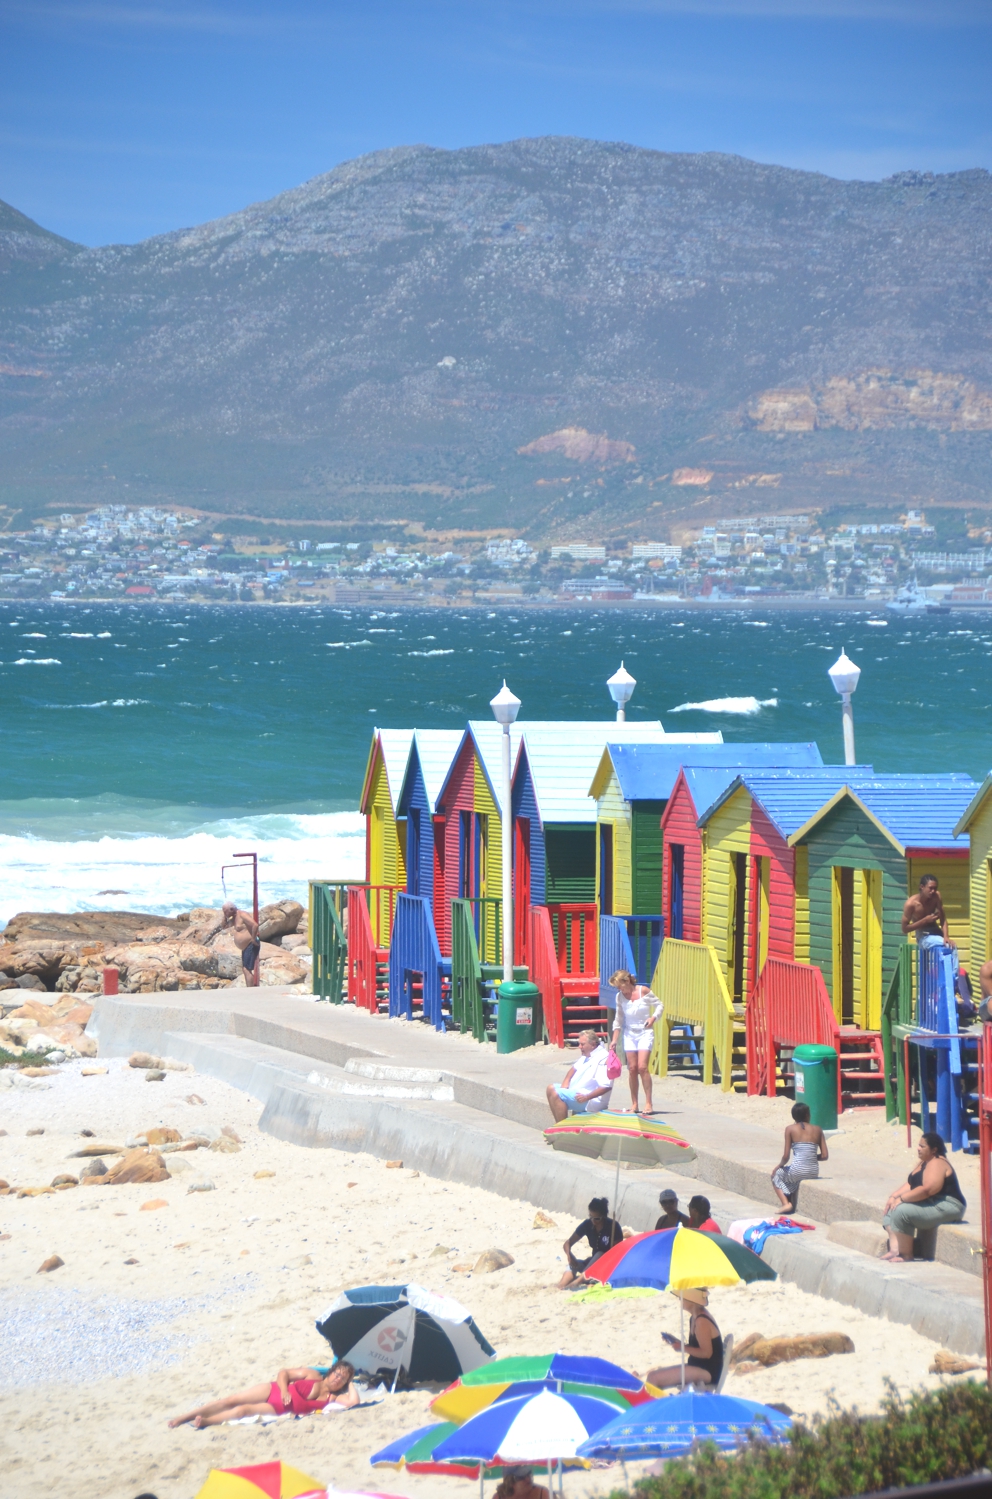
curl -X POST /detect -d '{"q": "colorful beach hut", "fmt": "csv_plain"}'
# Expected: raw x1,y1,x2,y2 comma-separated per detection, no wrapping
395,729,465,910
953,772,992,974
360,728,414,889
592,741,823,923
786,775,976,1030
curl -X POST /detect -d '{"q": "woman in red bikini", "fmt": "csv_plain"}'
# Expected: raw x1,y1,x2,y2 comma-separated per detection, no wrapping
168,1360,357,1427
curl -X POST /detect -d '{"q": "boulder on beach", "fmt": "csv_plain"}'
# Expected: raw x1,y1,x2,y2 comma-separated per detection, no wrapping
3,910,187,944
258,900,305,943
105,1148,171,1185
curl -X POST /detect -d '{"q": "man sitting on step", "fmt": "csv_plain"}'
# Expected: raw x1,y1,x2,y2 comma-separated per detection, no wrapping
547,1029,613,1122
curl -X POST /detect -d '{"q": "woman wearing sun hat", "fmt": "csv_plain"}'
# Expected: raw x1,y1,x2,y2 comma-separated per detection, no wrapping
645,1288,724,1389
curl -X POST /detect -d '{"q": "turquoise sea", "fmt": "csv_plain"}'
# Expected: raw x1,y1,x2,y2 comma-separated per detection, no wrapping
2,600,991,923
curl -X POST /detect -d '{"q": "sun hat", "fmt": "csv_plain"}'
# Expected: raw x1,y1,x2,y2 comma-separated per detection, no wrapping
659,1189,679,1203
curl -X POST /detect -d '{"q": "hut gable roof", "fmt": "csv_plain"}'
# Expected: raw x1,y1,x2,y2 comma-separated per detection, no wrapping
953,772,992,837
591,740,822,804
699,766,875,837
786,775,978,853
397,728,465,815
359,728,415,815
510,721,671,825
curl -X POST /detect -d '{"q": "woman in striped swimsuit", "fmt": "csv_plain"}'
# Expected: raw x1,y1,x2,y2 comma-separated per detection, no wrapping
771,1102,828,1213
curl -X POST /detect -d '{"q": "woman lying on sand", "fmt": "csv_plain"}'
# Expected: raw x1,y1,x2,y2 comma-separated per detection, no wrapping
168,1360,358,1427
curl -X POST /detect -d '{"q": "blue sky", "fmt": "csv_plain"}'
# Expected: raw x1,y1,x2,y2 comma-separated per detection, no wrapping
3,0,990,247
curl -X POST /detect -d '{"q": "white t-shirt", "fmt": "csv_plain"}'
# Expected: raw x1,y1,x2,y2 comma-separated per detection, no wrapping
568,1044,613,1113
615,987,663,1042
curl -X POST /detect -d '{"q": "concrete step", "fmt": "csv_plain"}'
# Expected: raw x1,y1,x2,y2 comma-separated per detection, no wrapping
827,1217,984,1279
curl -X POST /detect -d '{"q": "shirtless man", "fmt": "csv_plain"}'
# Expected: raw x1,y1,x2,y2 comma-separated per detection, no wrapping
902,875,958,977
209,901,260,986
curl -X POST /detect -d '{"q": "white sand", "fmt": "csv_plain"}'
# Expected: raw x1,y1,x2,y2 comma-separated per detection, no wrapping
0,1059,970,1499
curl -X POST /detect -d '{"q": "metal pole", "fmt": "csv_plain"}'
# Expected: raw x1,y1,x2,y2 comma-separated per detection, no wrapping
616,705,625,723
841,694,855,766
502,722,513,983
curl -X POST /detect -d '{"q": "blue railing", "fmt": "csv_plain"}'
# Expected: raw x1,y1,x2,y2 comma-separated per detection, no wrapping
911,942,966,1150
388,893,451,1031
599,915,664,1007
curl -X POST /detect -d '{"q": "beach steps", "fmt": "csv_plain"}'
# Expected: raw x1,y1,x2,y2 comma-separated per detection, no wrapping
839,1029,887,1106
89,989,986,1354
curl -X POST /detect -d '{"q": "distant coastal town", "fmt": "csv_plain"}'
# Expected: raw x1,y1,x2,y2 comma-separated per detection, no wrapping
3,503,992,608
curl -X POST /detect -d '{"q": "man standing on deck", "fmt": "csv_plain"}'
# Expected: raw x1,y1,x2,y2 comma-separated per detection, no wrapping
902,875,958,977
209,901,260,987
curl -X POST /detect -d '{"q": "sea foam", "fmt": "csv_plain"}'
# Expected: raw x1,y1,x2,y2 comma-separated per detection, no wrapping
668,696,778,715
0,810,365,927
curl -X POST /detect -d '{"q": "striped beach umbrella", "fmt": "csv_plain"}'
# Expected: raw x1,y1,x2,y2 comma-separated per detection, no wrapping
431,1388,619,1465
370,1420,505,1478
544,1110,694,1167
432,1353,658,1423
195,1463,326,1499
587,1227,776,1293
575,1389,794,1460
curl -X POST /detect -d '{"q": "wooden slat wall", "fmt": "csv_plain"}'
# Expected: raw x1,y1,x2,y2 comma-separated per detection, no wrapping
631,800,666,915
596,771,632,915
545,826,596,902
660,773,703,943
402,754,436,908
512,756,546,906
966,794,992,967
439,740,477,957
701,786,752,991
368,748,407,890
750,799,796,962
799,799,905,1021
793,844,810,964
907,855,971,972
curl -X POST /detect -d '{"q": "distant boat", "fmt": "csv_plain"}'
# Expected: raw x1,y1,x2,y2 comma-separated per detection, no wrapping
886,578,950,615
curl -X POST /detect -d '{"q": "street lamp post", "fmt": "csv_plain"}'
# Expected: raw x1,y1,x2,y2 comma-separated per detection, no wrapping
827,649,861,766
490,680,521,982
607,662,636,721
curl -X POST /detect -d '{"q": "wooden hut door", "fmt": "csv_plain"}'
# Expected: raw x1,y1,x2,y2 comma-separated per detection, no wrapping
747,856,770,994
668,843,685,940
862,869,883,1031
729,852,748,1004
599,824,614,915
459,811,472,899
833,866,856,1025
406,810,420,896
432,815,445,915
514,818,531,967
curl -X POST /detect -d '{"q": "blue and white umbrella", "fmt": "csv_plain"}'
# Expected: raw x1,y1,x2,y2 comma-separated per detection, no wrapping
316,1283,495,1385
432,1388,619,1464
576,1389,794,1460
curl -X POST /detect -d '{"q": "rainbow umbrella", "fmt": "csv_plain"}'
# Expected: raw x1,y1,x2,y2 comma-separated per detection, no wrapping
575,1389,793,1460
432,1353,658,1423
432,1388,618,1475
587,1227,775,1387
370,1420,505,1478
588,1227,775,1292
544,1110,695,1215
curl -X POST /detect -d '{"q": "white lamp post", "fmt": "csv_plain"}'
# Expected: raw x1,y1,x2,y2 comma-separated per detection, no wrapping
490,680,521,982
607,662,636,722
827,649,861,766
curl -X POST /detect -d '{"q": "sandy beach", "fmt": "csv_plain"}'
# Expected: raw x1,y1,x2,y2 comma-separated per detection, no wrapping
0,1056,974,1499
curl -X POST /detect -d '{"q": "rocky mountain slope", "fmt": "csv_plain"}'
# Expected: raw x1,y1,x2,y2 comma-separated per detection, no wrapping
1,138,990,536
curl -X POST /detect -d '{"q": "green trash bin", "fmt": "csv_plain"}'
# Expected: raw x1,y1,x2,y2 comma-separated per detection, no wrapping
792,1043,838,1130
495,980,541,1054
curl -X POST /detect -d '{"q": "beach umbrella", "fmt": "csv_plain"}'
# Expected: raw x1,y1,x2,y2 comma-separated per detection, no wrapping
195,1462,326,1499
432,1353,657,1423
431,1388,619,1465
587,1227,776,1293
587,1227,775,1389
544,1110,695,1215
316,1283,495,1385
575,1389,794,1460
370,1420,505,1478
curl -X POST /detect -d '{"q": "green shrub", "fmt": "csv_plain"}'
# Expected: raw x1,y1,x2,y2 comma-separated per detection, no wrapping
0,1049,53,1069
613,1382,992,1499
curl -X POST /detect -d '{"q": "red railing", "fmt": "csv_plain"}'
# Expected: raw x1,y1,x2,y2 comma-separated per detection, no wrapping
978,1024,992,1386
531,906,565,1047
747,956,840,1104
548,902,598,979
346,884,400,1012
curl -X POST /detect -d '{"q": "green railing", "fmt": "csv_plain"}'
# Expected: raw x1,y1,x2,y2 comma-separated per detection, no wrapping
309,880,348,1003
451,898,527,1042
881,941,916,1121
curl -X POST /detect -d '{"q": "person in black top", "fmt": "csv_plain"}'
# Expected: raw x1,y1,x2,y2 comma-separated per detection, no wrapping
655,1188,690,1231
558,1197,624,1288
647,1288,724,1388
882,1131,966,1262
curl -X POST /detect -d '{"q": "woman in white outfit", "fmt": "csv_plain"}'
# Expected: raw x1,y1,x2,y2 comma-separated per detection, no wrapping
610,968,663,1114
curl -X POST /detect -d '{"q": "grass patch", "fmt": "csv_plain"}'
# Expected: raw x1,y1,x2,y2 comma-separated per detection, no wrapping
617,1382,992,1499
0,1049,54,1068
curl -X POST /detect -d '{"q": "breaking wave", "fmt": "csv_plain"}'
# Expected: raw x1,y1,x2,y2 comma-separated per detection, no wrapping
668,695,779,715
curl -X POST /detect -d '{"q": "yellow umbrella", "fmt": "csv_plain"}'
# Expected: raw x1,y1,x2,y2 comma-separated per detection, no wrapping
195,1462,325,1499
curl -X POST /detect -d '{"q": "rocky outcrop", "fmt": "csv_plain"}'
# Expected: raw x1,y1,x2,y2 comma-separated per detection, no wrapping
517,427,635,465
0,904,310,994
749,369,992,433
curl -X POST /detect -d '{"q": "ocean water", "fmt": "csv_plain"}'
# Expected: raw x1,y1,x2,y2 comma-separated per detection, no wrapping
2,601,991,924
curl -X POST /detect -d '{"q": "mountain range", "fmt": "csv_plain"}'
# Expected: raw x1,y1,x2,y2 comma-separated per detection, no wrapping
1,138,990,540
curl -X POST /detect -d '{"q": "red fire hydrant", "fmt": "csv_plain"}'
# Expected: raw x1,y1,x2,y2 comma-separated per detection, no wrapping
102,967,119,996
